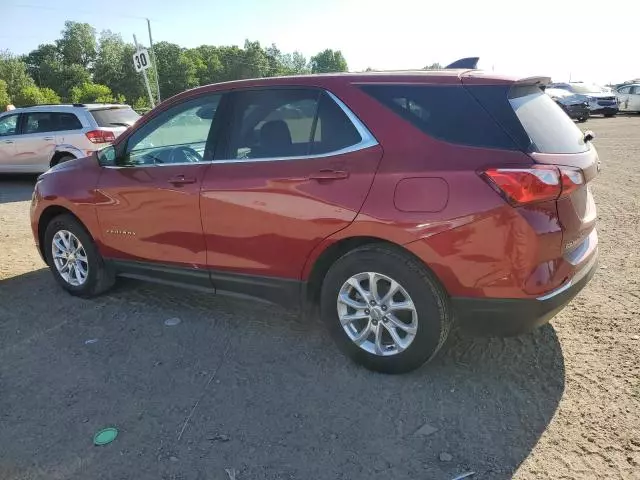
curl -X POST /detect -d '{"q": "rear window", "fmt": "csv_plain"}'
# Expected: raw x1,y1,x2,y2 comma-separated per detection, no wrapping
508,85,587,154
359,84,517,149
90,107,140,127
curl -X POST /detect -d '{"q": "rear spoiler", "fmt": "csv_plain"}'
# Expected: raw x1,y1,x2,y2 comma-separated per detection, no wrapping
445,57,479,69
514,76,551,86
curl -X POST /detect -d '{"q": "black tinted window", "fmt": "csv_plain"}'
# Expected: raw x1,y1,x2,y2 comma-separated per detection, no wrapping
225,89,362,160
90,107,140,127
24,112,82,134
359,84,517,149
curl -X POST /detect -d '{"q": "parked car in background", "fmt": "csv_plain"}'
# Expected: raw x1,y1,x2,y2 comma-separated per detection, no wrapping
0,104,139,173
549,82,619,117
545,87,590,122
31,71,599,374
615,84,640,113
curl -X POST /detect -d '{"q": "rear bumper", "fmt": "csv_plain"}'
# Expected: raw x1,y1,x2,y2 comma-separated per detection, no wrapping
452,248,598,336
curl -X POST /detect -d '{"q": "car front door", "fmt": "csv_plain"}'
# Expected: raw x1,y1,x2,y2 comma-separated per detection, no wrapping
14,112,59,172
617,86,632,111
95,93,223,273
629,86,640,111
0,113,20,171
200,87,382,299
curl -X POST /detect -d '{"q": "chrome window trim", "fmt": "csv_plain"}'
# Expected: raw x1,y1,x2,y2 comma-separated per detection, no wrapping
104,89,378,169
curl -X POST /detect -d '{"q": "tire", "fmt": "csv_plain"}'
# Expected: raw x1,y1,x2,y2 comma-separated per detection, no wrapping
578,117,588,123
604,113,616,118
52,154,75,167
44,214,115,298
320,244,452,374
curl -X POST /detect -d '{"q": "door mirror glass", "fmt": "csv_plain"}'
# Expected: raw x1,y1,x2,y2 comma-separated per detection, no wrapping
97,145,117,166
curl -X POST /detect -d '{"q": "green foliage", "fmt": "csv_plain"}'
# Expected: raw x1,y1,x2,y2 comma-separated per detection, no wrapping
0,79,11,110
8,21,352,105
310,49,348,74
424,62,443,70
70,82,114,103
12,85,61,106
132,96,151,112
56,21,97,68
0,51,36,98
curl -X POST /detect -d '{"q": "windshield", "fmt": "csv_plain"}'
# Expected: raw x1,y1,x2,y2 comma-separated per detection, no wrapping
90,107,140,127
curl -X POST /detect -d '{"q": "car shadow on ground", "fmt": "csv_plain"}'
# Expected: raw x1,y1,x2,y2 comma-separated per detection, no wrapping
0,269,565,480
0,176,37,204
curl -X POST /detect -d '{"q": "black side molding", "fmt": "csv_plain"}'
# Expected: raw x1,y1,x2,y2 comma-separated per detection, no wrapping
107,259,304,309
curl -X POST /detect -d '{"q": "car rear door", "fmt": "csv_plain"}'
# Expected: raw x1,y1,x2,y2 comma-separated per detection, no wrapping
200,87,382,296
95,93,223,275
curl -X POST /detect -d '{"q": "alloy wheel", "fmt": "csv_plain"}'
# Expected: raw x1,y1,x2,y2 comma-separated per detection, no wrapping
336,272,418,356
51,230,89,286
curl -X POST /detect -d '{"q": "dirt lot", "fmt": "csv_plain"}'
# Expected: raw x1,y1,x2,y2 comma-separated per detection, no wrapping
0,116,638,480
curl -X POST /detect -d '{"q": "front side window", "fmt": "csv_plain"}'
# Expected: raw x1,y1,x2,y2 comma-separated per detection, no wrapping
0,114,18,137
124,94,221,166
618,86,632,94
225,88,362,160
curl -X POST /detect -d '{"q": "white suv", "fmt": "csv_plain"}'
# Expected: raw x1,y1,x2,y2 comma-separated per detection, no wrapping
0,104,140,173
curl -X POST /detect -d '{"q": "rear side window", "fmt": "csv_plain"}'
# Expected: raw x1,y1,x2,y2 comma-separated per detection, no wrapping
24,112,82,134
508,85,587,154
359,84,517,150
90,107,140,127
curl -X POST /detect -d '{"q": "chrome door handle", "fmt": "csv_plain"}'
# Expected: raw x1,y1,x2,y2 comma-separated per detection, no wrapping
168,175,197,185
43,136,54,141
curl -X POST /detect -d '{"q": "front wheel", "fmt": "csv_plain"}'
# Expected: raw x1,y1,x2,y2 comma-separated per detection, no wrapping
320,244,452,374
44,214,115,298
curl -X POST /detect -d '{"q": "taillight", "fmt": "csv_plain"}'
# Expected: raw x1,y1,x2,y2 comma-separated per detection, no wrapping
559,166,585,196
481,165,584,205
85,129,116,144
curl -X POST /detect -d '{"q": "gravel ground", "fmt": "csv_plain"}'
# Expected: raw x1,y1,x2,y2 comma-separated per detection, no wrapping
0,116,638,480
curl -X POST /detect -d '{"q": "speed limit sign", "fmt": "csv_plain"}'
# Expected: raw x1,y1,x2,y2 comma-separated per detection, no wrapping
133,48,151,72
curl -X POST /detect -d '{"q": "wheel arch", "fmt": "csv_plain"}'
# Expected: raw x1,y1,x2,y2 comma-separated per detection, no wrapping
304,236,444,308
50,145,83,167
37,205,90,260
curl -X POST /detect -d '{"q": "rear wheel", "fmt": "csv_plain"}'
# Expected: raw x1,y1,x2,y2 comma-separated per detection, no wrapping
320,244,452,374
44,214,115,297
51,154,76,167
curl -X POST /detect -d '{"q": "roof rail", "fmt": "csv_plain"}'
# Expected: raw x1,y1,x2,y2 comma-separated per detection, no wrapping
11,103,85,108
445,57,480,69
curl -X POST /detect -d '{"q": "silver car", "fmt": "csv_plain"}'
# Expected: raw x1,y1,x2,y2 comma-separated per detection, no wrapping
616,84,640,113
0,104,139,174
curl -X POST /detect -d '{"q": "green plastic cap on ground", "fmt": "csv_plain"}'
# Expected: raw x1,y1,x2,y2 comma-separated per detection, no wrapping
93,427,118,446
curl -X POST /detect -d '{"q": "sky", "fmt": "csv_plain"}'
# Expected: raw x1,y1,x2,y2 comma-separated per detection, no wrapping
1,0,637,85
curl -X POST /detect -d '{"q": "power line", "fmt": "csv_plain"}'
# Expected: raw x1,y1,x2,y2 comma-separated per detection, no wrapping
8,2,154,21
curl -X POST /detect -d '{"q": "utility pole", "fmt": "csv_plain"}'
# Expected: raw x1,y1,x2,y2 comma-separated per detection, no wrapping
147,18,161,103
133,34,155,108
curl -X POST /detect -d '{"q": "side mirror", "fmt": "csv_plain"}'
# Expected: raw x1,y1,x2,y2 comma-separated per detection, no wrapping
583,130,595,142
97,145,117,167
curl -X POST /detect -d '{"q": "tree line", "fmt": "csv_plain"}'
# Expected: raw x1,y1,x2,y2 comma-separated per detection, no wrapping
0,21,349,111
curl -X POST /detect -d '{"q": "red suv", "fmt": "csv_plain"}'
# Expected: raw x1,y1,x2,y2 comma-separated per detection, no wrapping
30,70,599,373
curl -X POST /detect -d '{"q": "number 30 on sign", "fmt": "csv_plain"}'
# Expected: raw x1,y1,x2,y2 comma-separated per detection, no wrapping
133,49,150,72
